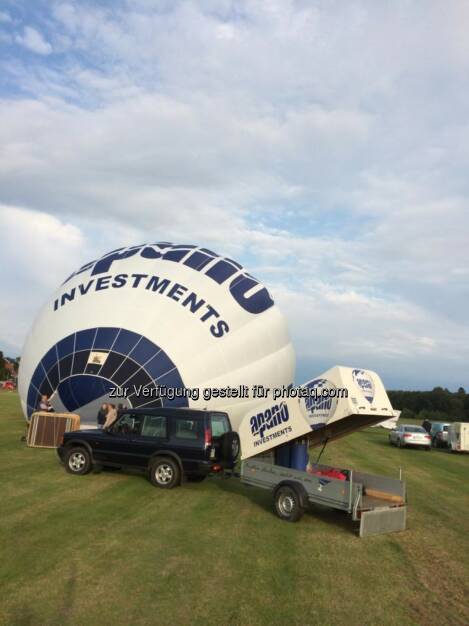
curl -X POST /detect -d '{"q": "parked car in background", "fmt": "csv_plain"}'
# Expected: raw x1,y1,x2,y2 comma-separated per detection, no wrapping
448,422,469,453
421,421,450,448
389,425,431,449
58,407,240,488
432,423,450,448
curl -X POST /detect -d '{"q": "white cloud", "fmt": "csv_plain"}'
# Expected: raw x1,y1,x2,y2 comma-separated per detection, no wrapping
0,1,468,389
15,26,52,55
274,283,469,389
0,205,85,349
0,11,12,24
1,205,83,284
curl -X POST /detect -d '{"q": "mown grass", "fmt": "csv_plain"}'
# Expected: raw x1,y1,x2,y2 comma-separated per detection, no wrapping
0,392,468,626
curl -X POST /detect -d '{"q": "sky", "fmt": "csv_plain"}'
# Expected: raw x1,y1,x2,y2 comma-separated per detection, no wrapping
0,0,468,390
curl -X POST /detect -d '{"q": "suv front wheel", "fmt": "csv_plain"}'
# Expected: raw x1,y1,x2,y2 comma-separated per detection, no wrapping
149,457,181,489
65,447,92,475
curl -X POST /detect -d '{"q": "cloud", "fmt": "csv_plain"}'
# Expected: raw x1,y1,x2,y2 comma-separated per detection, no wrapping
274,282,469,390
0,205,85,349
0,1,468,389
0,11,12,24
15,26,52,55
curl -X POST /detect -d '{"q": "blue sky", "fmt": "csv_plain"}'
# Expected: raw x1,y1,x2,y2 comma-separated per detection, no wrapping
1,1,468,390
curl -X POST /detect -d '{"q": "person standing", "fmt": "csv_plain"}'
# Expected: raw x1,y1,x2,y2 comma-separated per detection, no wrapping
96,403,108,429
103,404,117,429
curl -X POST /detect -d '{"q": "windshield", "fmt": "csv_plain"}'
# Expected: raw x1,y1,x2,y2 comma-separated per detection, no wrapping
404,426,426,433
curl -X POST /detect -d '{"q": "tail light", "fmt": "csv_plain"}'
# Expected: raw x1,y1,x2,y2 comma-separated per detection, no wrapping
204,425,212,448
404,434,412,438
425,435,431,440
211,464,222,472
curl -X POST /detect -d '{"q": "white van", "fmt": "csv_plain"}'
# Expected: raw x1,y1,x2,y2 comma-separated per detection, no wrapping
448,422,469,452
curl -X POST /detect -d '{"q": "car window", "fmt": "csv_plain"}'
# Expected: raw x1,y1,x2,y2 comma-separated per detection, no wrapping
404,426,425,433
443,425,449,432
114,413,144,436
141,415,167,438
174,418,203,440
211,413,230,437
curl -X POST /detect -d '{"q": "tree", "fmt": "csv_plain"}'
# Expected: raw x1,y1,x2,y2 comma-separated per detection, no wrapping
388,387,469,422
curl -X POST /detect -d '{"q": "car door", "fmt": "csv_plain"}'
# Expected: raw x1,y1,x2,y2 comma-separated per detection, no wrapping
209,412,231,461
97,413,145,467
169,416,205,472
128,414,169,468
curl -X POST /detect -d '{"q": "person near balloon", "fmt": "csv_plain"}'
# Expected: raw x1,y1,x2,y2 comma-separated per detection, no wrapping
103,404,118,429
38,395,53,412
96,403,108,429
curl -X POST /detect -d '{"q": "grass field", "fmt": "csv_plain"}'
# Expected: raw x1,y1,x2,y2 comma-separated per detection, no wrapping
1,392,468,626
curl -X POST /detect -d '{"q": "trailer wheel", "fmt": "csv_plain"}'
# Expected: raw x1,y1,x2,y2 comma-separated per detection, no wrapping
274,486,304,522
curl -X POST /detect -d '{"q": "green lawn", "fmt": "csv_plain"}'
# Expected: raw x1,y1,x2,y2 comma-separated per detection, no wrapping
1,392,468,626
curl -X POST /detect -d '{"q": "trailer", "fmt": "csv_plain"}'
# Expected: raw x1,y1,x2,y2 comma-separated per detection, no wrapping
448,422,469,452
240,453,406,538
237,366,408,537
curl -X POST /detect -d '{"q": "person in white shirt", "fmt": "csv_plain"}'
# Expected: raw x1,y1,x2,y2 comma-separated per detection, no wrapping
103,404,118,429
38,395,53,412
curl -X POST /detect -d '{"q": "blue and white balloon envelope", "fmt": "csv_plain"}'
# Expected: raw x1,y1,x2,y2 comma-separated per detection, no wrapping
18,243,295,429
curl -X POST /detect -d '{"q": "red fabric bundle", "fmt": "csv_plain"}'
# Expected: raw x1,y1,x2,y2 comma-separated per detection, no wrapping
310,468,347,481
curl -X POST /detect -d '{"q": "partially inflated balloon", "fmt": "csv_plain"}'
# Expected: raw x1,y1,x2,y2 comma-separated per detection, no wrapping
18,243,295,429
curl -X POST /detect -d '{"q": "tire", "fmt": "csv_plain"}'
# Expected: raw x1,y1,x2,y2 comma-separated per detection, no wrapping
274,485,304,523
220,432,241,466
426,446,431,451
149,457,181,489
186,474,206,483
65,447,92,475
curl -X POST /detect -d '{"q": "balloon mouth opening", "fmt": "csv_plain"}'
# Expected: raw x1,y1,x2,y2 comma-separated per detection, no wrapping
25,326,188,425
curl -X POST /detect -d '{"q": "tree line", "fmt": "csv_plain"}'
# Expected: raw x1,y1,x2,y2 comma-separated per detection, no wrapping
0,352,20,381
388,387,469,422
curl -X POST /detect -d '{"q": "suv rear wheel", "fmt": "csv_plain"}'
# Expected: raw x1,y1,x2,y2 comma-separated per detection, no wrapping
65,447,92,475
149,457,181,489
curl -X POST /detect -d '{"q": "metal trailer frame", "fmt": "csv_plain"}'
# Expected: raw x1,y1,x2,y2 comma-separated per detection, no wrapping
240,455,406,538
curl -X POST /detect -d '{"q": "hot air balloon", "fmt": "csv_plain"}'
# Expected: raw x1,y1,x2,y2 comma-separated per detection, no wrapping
18,243,295,429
